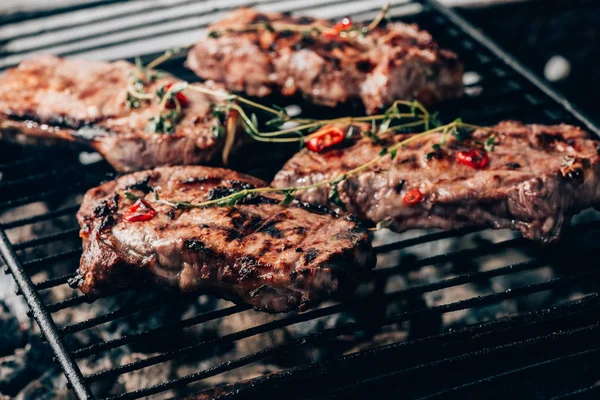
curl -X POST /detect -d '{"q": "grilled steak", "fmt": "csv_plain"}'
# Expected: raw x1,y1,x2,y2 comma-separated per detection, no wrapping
185,8,463,114
272,121,600,243
74,166,374,312
0,55,239,172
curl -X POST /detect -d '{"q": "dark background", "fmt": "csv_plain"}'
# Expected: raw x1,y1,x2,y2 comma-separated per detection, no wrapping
461,0,599,119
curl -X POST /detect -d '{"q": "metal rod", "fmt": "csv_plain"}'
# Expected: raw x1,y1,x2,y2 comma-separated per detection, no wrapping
421,0,600,137
0,228,93,399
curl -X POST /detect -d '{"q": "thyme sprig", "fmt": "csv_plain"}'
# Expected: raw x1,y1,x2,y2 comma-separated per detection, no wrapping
128,53,433,141
126,120,485,211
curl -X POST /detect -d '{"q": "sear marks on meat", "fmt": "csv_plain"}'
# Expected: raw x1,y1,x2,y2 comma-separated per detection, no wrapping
272,121,600,243
74,166,374,313
0,55,239,172
185,8,463,115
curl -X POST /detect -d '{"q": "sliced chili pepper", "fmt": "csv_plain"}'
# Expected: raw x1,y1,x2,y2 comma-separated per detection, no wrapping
164,83,189,109
456,149,489,169
333,17,353,33
324,17,353,38
306,125,345,152
403,189,423,206
123,199,156,222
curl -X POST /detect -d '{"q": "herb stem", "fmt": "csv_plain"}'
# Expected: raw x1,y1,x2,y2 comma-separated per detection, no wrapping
143,120,482,210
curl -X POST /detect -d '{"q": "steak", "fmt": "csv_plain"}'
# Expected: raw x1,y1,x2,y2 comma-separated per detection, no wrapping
73,166,374,312
272,121,600,243
0,55,240,172
185,8,463,114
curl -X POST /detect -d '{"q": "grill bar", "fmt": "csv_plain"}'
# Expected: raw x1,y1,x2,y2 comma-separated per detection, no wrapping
196,294,600,400
72,257,543,361
320,324,600,400
413,346,600,400
87,268,594,385
104,292,600,400
0,228,93,399
1,204,80,230
424,0,600,136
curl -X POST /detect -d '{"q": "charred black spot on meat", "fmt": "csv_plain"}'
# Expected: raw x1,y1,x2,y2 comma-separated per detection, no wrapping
295,247,304,253
167,209,176,220
507,162,521,169
126,175,153,193
228,209,264,234
278,30,296,39
99,215,115,232
356,59,374,73
225,228,242,242
561,167,585,185
537,132,566,148
93,200,113,218
234,255,261,281
394,180,406,193
259,220,284,238
184,239,212,254
304,248,320,264
250,14,270,23
207,181,256,201
297,201,338,216
296,16,315,25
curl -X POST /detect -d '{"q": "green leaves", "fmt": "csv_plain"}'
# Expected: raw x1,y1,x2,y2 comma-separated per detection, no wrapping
146,110,179,134
215,191,250,207
378,118,392,135
173,201,193,210
280,189,297,206
375,218,394,230
265,105,289,127
484,134,496,153
124,192,140,201
328,186,346,211
328,174,347,211
125,92,141,109
211,119,225,139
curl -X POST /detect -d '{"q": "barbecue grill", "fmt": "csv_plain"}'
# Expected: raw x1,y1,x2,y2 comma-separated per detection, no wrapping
2,0,600,399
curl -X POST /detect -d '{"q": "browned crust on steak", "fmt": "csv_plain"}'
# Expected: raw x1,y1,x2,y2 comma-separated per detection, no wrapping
0,55,239,172
75,166,374,312
185,8,463,114
272,121,600,243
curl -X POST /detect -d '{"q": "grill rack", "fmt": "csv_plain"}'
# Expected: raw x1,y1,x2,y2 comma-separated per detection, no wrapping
1,0,600,399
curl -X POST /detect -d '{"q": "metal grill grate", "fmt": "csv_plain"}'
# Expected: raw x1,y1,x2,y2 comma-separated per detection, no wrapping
1,1,600,399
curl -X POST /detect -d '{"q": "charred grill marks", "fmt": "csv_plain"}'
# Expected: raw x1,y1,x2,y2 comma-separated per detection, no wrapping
76,166,374,312
272,121,600,243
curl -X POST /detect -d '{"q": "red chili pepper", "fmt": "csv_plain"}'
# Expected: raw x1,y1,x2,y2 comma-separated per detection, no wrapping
324,17,353,38
333,17,353,32
164,83,189,109
123,199,156,222
456,149,489,169
403,189,423,206
306,125,345,152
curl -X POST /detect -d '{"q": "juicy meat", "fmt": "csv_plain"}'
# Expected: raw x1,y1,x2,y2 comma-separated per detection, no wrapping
186,8,463,114
74,166,374,312
272,121,600,243
0,55,239,172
